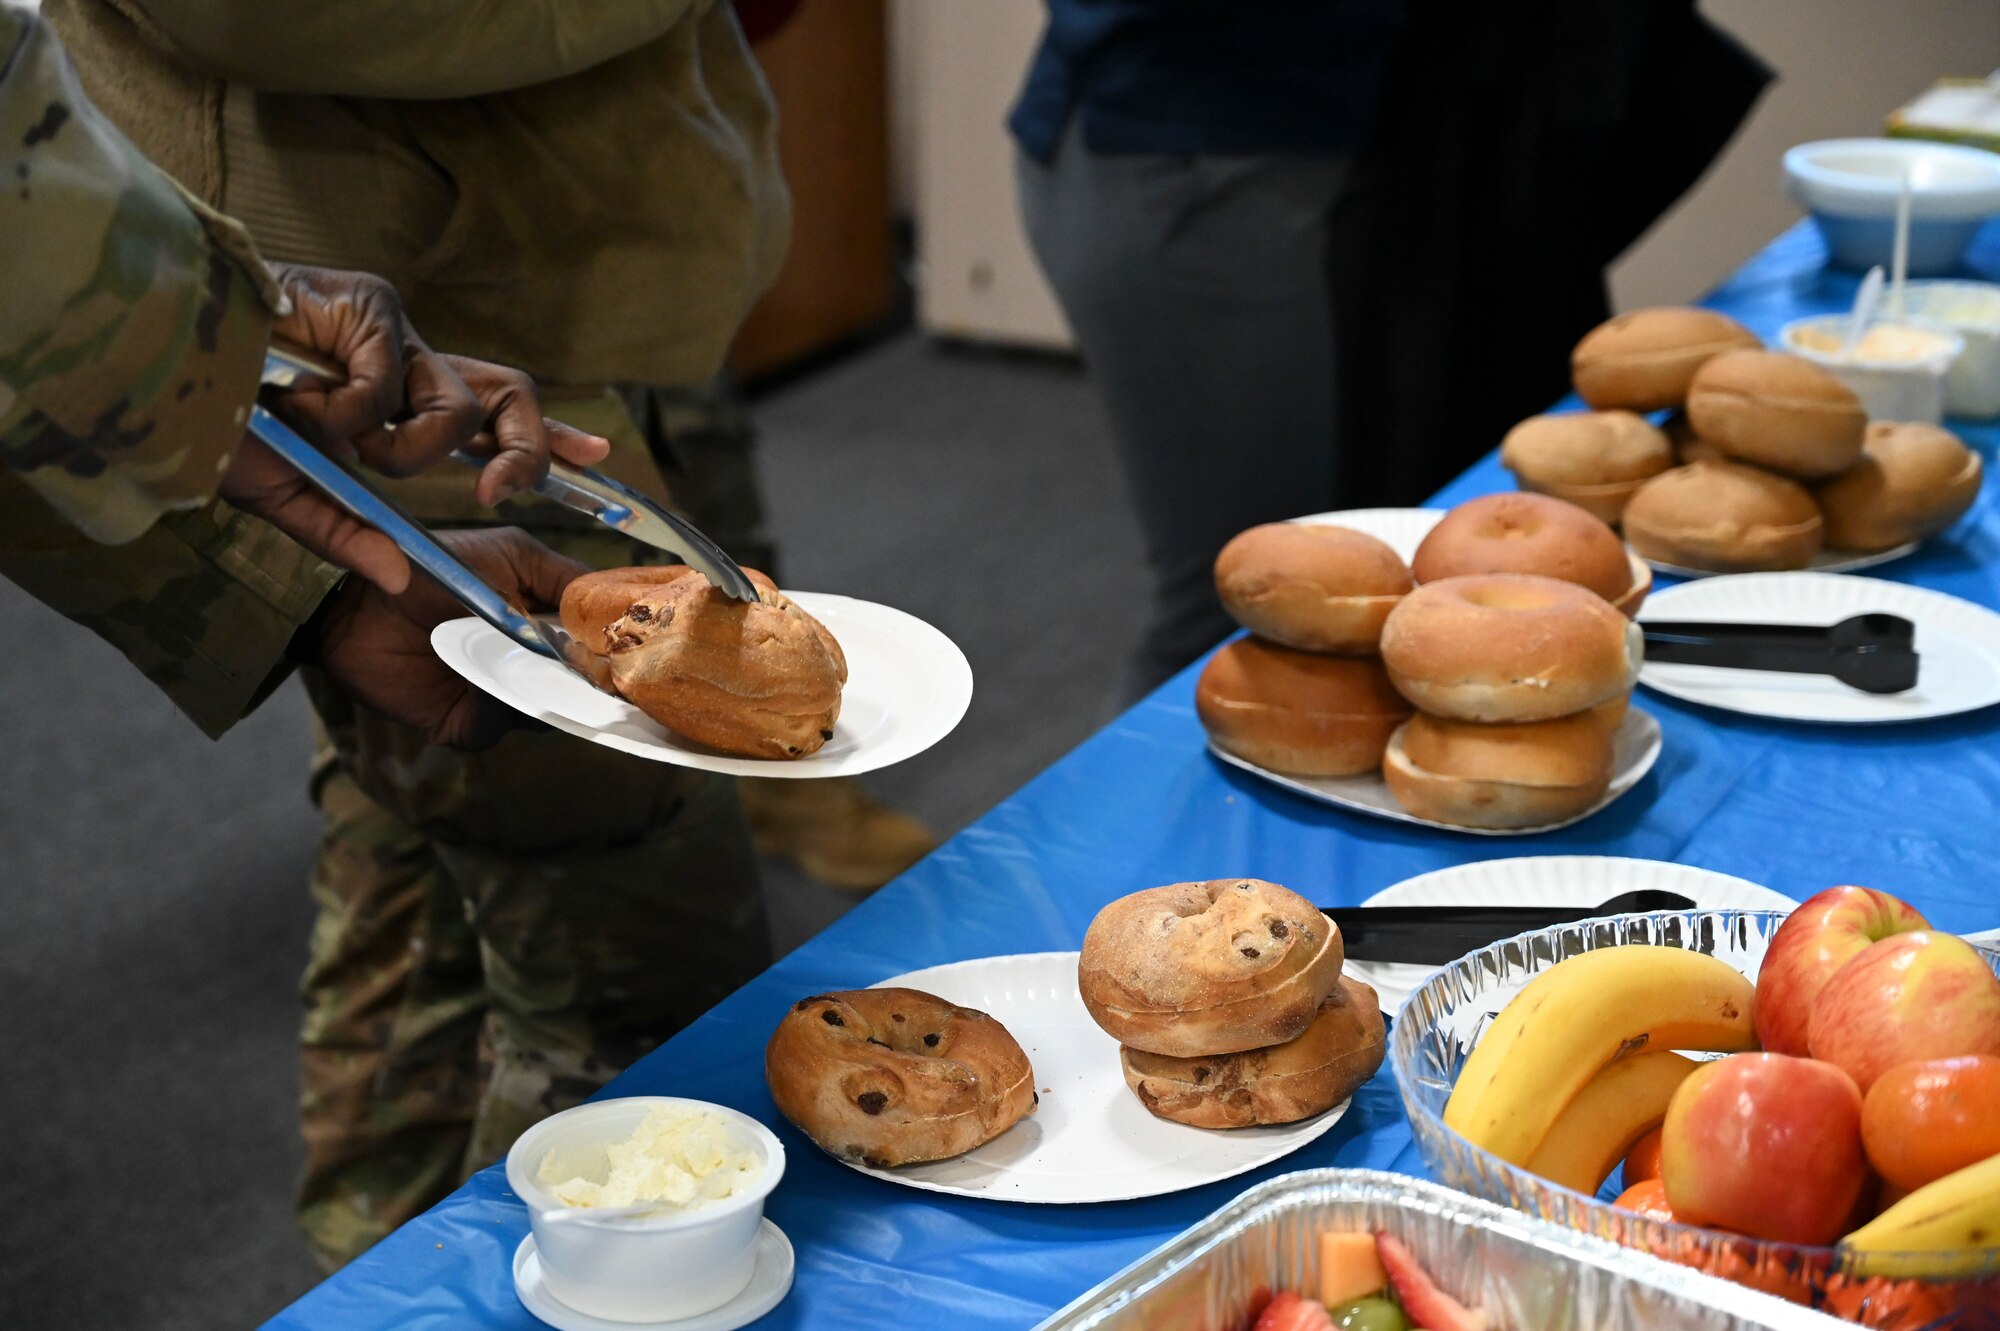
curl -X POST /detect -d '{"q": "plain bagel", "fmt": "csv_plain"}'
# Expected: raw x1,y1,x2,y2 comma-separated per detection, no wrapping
1685,349,1867,479
1214,523,1414,653
764,988,1036,1168
1382,710,1618,830
1499,411,1674,525
1622,460,1825,573
1195,639,1412,777
1079,879,1343,1058
1379,574,1642,722
1410,492,1646,614
1120,976,1386,1128
1572,307,1762,412
1817,421,1982,553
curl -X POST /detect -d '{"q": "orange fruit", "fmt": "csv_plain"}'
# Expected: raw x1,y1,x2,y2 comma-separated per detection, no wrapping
1614,1177,1676,1220
1623,1125,1665,1183
1860,1054,2000,1191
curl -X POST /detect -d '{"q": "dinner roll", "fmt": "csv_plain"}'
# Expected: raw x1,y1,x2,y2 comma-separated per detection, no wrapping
1379,575,1642,722
1079,879,1343,1058
1622,461,1824,573
1214,523,1414,653
1572,307,1761,411
601,571,846,759
1195,639,1412,777
1686,350,1867,479
1381,710,1618,830
1816,421,1982,552
1120,976,1385,1128
1411,493,1641,612
1500,411,1674,524
766,989,1036,1168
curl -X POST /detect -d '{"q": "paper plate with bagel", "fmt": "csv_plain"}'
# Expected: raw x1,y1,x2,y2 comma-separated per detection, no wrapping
1503,307,1984,578
761,880,1382,1204
432,565,972,778
1202,495,1662,835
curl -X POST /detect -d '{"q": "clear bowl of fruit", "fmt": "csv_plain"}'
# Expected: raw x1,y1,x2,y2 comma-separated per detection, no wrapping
1390,901,2000,1329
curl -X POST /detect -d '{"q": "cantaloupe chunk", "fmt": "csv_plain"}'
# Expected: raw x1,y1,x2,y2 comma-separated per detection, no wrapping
1318,1231,1387,1307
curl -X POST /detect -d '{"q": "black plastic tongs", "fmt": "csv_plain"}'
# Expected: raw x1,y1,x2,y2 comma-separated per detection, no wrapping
1641,614,1919,695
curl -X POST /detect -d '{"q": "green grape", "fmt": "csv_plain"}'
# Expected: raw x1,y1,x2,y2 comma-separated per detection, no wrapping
1329,1296,1408,1331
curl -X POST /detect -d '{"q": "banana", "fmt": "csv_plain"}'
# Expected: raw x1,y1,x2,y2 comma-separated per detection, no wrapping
1442,945,1755,1165
1840,1151,2000,1279
1522,1050,1699,1195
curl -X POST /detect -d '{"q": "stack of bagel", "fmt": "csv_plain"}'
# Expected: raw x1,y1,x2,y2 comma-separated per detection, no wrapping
1378,493,1645,829
1078,879,1384,1128
1501,307,1981,571
1196,522,1417,778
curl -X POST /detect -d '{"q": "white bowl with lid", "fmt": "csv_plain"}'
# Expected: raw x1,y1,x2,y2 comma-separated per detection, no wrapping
505,1096,786,1323
1784,138,2000,273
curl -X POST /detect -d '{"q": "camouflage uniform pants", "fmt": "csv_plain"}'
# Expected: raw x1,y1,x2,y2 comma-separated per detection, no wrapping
296,385,778,1269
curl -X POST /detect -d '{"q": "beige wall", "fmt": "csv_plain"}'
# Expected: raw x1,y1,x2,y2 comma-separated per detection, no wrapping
1608,0,2000,309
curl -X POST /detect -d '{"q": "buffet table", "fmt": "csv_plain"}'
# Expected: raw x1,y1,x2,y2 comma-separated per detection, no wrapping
265,219,2000,1331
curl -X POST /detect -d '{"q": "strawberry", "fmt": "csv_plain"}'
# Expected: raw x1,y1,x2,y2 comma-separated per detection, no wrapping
1251,1289,1335,1331
1375,1232,1490,1331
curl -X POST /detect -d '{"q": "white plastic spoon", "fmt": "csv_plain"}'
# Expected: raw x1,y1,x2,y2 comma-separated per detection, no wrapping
1842,265,1885,357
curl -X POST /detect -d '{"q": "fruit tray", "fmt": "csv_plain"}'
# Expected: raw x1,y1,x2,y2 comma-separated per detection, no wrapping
1392,909,2000,1328
1035,1168,1841,1330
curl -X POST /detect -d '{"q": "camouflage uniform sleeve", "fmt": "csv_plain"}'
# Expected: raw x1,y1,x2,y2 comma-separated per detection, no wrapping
0,9,342,738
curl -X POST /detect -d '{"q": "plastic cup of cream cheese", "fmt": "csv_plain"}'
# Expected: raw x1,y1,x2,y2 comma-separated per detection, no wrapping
1781,314,1964,424
506,1097,785,1322
1901,280,2000,419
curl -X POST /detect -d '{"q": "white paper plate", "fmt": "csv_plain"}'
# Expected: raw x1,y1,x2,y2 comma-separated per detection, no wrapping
1643,541,1921,580
1637,573,2000,724
430,592,973,777
1293,506,1651,603
1210,707,1663,837
1343,857,1795,1018
842,952,1350,1204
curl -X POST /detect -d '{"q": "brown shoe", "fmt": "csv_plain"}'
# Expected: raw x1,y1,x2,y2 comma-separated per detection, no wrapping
739,777,938,894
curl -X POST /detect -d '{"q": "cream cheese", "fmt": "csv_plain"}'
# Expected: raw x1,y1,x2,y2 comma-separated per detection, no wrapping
539,1105,759,1210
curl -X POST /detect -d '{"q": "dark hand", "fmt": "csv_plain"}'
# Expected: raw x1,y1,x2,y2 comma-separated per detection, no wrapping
440,355,612,508
304,528,588,750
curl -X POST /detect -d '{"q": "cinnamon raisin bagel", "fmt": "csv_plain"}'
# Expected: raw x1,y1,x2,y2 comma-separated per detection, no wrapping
581,567,847,759
764,988,1036,1168
1078,879,1343,1058
1119,976,1385,1128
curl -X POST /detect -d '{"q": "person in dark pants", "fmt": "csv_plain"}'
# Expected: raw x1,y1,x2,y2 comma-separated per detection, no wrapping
1012,1,1768,700
1012,3,1402,700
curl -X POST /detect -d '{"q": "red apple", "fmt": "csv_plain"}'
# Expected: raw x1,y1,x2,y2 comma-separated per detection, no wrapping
1661,1052,1867,1246
1754,886,1929,1055
1807,931,2000,1092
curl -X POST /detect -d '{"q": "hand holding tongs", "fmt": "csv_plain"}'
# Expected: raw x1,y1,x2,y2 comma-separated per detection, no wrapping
252,343,759,676
1641,614,1919,694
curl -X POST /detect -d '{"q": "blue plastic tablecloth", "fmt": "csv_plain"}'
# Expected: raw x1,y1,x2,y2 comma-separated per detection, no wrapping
267,221,2000,1331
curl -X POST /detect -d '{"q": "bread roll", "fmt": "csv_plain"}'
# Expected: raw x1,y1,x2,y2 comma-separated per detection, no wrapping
1622,461,1824,573
561,566,703,652
1686,350,1867,479
601,572,846,759
1572,307,1762,411
1379,574,1642,723
1214,523,1413,653
1079,879,1343,1058
765,989,1035,1168
1817,421,1982,553
1120,976,1385,1128
1195,639,1412,777
1500,411,1673,524
1382,710,1618,830
1411,492,1642,613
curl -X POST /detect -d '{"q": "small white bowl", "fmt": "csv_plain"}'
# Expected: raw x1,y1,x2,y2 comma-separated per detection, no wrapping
1902,279,2000,418
1780,314,1963,424
1783,138,2000,273
505,1097,785,1324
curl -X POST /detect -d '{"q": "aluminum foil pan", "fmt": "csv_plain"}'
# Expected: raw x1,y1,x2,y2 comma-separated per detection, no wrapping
1037,1169,1847,1331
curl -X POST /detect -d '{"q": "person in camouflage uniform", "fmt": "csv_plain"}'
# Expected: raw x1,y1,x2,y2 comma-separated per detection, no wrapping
38,0,935,1268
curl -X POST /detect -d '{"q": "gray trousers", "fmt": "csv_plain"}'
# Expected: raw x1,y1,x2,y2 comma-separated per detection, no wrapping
1017,124,1350,698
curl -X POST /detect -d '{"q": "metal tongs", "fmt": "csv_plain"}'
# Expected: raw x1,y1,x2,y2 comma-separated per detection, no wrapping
252,343,759,674
1641,614,1919,695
